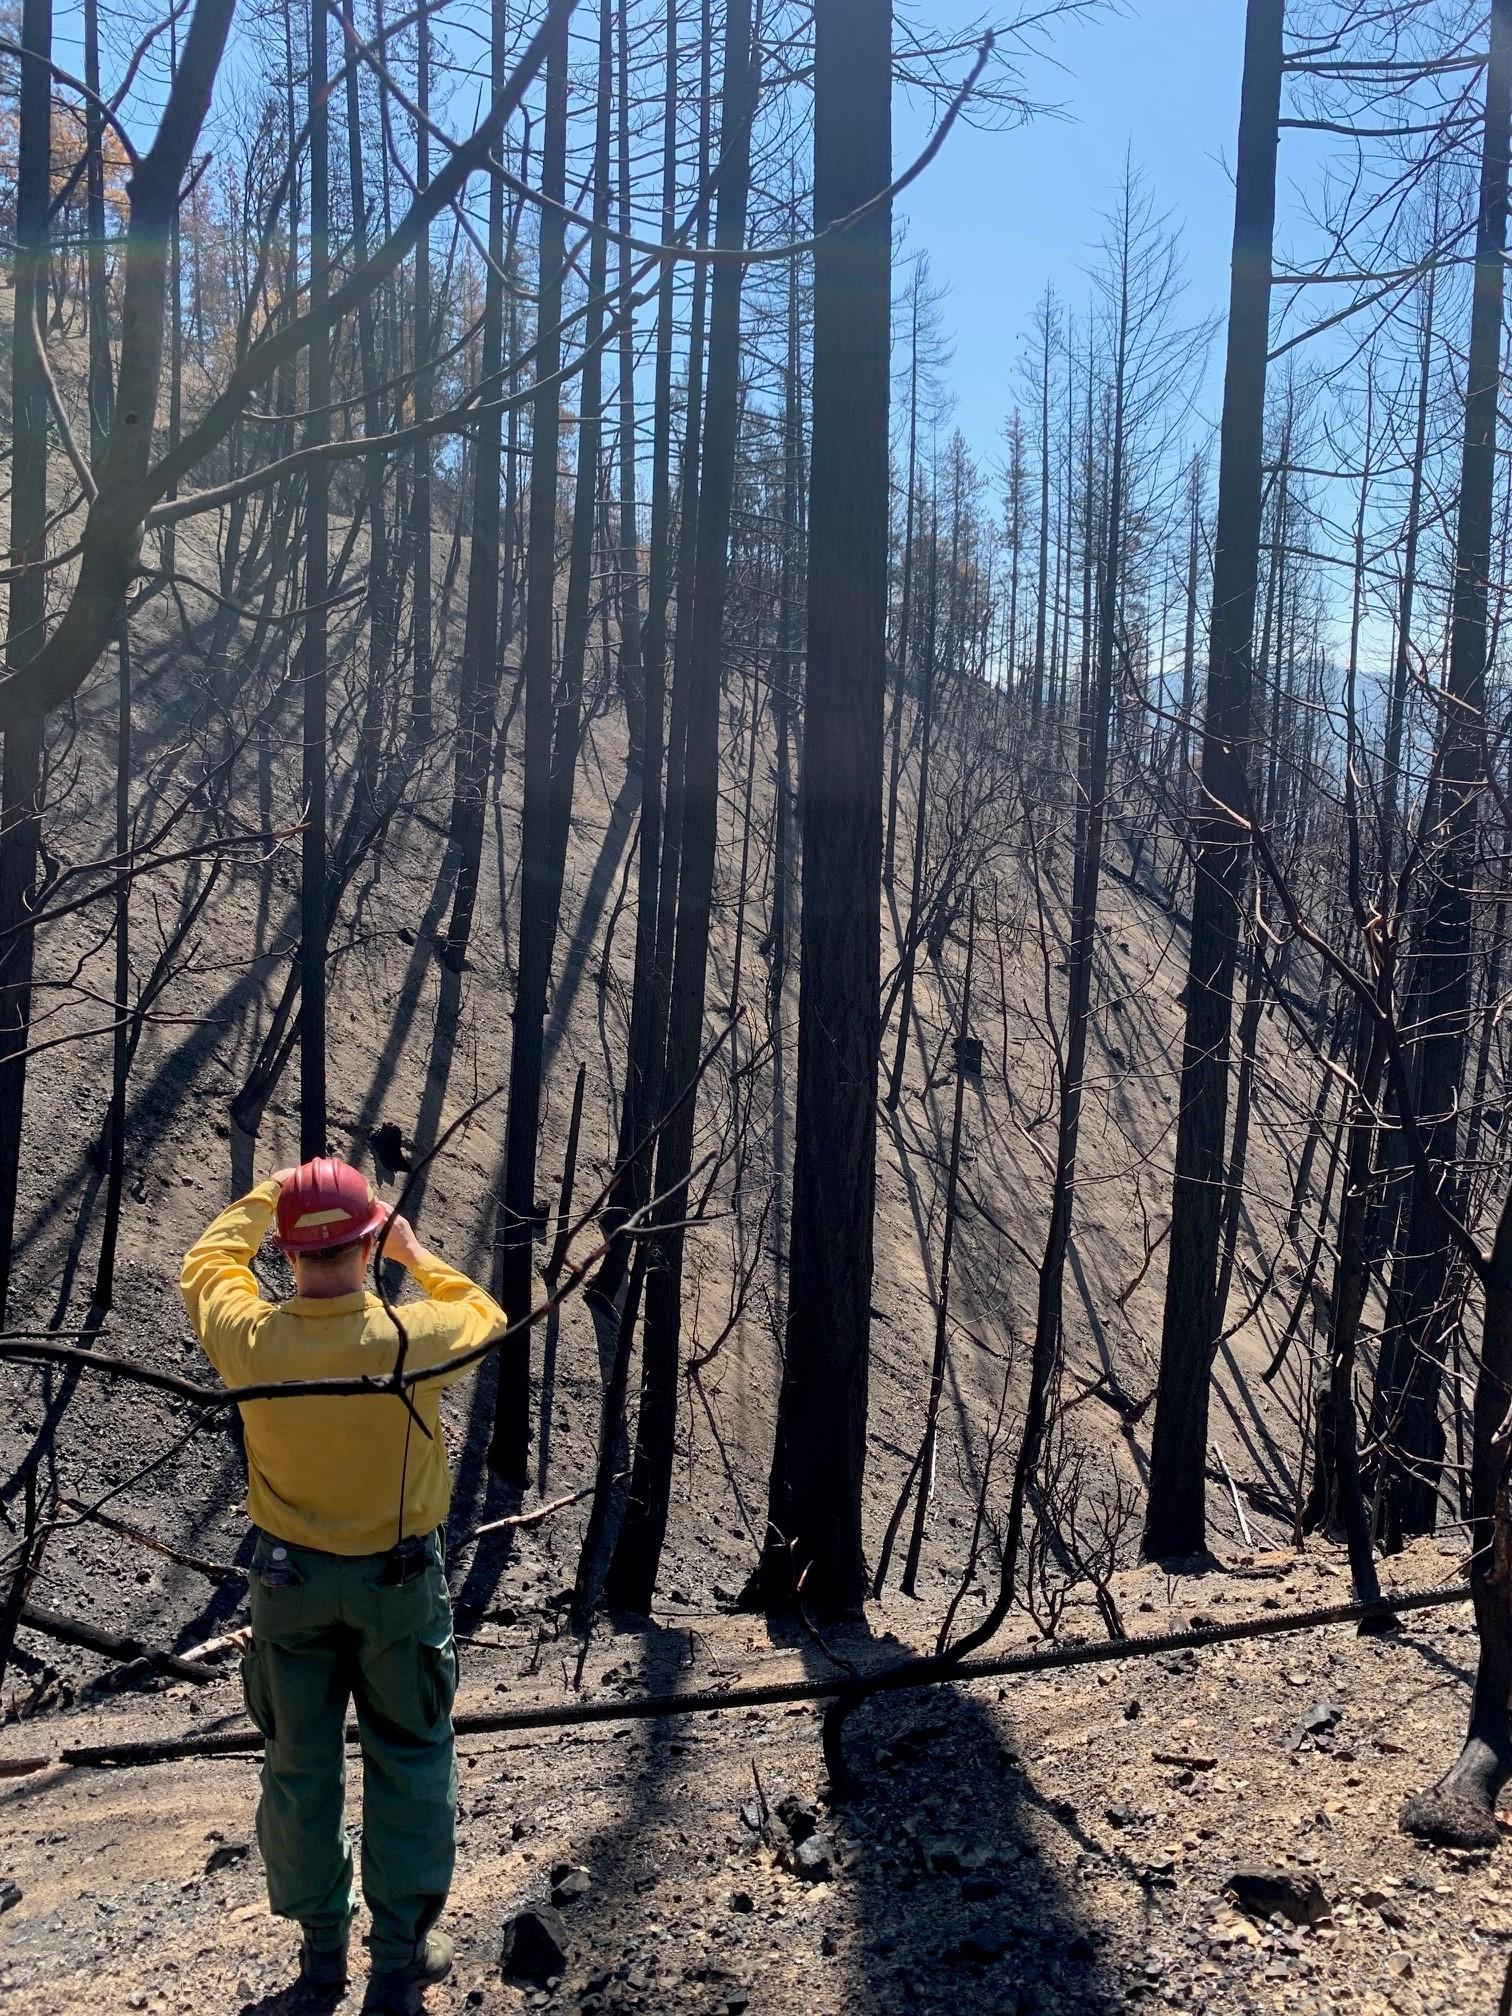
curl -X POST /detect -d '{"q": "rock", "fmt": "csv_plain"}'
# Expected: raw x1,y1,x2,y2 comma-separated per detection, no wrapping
1225,1869,1332,1928
204,1842,249,1874
1361,1888,1407,1929
776,1793,818,1845
550,1862,591,1906
729,1892,754,1914
1290,1702,1346,1749
786,1834,834,1883
961,1873,1002,1902
0,1880,20,1914
919,1834,967,1871
500,1905,571,1986
956,1929,1011,1964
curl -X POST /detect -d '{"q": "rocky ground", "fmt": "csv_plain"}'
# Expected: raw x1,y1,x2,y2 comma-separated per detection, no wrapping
2,1538,1508,2016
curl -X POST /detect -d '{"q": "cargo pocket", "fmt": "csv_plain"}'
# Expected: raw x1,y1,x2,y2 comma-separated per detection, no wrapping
240,1641,276,1741
419,1637,458,1726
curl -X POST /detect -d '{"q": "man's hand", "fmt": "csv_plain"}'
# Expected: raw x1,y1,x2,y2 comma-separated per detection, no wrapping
379,1214,429,1273
268,1167,298,1188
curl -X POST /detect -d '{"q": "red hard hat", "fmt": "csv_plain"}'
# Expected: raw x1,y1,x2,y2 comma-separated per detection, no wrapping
274,1157,388,1255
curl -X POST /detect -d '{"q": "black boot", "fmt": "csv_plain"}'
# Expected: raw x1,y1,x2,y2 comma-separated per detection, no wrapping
297,1933,349,2002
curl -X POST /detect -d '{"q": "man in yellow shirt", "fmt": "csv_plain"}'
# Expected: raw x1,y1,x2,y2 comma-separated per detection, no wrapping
180,1157,505,2014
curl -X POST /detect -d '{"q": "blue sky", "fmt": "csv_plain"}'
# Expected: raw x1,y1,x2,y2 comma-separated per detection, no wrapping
892,0,1245,457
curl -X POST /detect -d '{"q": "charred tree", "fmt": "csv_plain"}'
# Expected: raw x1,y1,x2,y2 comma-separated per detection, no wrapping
756,0,892,1614
897,897,976,1596
593,0,709,1307
546,0,614,922
615,0,646,768
83,0,113,459
884,267,924,887
441,0,510,972
605,0,756,1610
410,0,436,739
491,3,571,1481
0,0,53,1326
1372,52,1508,1544
299,0,332,1159
1143,0,1284,1561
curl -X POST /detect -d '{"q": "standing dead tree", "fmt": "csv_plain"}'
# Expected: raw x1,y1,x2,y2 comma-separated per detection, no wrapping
1144,0,1284,1560
755,0,892,1616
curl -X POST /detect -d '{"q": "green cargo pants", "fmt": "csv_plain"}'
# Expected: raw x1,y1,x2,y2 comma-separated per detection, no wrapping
239,1528,459,1972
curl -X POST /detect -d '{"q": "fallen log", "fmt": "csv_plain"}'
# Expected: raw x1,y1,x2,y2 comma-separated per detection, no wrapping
19,1602,216,1684
53,1577,1473,1771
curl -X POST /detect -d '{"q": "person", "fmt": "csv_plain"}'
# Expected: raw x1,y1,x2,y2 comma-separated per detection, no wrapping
180,1156,505,2013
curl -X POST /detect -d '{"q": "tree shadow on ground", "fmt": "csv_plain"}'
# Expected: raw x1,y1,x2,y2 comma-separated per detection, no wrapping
797,1621,1119,2016
350,851,460,1151
494,1609,1120,2015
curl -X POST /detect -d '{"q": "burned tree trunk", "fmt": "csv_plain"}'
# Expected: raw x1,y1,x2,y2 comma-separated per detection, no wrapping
897,898,976,1597
83,0,113,459
491,5,570,1482
615,0,646,769
884,274,923,887
593,0,708,1309
345,0,399,815
1143,0,1283,1561
410,0,436,739
546,0,614,921
299,0,332,1159
605,0,756,1611
756,0,891,1615
1030,287,1054,721
0,0,53,1326
884,515,938,1110
1372,6,1510,1546
441,0,510,971
768,229,803,1025
1401,1192,1512,1847
90,622,133,1313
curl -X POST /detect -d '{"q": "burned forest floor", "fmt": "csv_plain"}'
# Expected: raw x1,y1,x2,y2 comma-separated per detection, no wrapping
1,1537,1508,2016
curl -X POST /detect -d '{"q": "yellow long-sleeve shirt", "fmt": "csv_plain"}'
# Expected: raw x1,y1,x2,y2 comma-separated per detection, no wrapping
180,1179,506,1555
